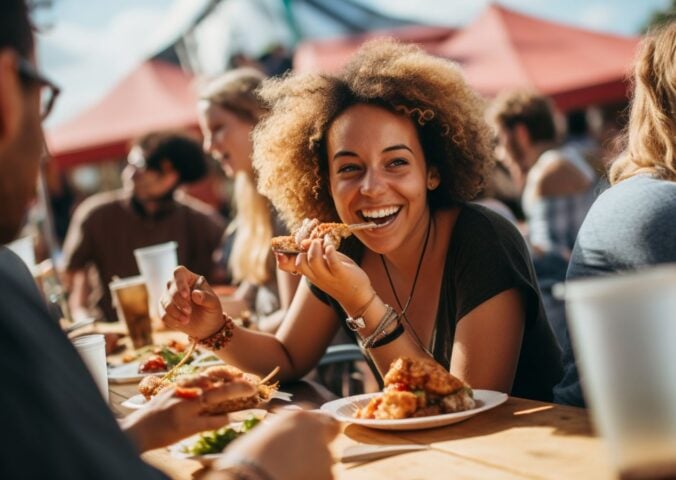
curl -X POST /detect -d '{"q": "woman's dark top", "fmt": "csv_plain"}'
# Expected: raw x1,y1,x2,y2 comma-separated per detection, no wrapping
310,203,563,401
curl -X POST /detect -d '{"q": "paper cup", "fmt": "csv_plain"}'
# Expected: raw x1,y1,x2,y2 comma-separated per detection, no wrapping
72,334,109,403
133,242,178,322
559,265,676,478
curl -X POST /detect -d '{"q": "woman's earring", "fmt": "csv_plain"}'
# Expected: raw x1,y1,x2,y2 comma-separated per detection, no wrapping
428,178,440,190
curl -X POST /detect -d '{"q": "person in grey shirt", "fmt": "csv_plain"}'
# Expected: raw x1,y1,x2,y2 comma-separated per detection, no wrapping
554,22,676,407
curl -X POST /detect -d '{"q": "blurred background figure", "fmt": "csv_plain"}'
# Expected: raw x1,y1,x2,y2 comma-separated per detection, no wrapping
488,91,598,259
62,131,226,322
198,68,299,333
555,21,676,407
487,91,598,347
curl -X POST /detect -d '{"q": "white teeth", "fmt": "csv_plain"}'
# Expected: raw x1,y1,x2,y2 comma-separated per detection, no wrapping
361,206,400,219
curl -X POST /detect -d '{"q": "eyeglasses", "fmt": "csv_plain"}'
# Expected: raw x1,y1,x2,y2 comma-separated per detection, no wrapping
17,57,61,120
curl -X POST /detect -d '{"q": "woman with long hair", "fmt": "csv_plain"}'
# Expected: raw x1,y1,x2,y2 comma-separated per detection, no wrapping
555,22,676,407
198,68,299,332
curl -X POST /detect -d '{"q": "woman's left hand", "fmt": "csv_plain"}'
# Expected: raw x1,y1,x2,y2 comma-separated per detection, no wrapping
275,239,374,314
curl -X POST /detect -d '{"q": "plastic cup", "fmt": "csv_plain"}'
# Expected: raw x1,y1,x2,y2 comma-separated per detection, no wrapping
109,276,153,349
6,235,36,273
558,265,676,479
133,242,178,322
72,334,109,403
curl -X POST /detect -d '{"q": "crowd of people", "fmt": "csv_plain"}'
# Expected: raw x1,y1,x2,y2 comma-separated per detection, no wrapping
1,0,674,477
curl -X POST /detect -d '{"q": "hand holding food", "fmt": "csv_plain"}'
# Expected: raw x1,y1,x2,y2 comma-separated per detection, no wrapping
120,379,257,452
355,357,475,419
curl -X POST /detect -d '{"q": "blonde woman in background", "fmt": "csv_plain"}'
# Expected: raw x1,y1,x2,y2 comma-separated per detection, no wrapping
198,68,299,332
555,21,676,407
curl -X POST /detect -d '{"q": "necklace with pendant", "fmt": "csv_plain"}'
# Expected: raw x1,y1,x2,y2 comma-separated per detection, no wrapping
380,214,434,357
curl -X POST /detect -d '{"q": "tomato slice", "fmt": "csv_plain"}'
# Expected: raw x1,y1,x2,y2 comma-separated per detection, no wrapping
139,355,167,373
174,386,202,399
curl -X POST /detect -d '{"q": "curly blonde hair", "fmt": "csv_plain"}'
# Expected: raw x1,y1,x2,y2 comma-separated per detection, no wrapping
609,22,676,184
252,39,495,229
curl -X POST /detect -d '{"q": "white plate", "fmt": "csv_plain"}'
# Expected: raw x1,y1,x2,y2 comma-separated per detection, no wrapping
168,409,268,465
320,390,508,431
121,391,293,410
108,355,224,384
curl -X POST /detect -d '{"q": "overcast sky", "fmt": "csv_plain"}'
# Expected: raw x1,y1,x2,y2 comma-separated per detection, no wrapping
36,0,671,128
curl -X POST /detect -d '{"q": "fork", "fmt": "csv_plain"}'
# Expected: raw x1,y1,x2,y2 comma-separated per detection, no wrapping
347,221,379,231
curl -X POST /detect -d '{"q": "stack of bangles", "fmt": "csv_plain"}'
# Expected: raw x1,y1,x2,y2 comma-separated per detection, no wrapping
359,304,404,349
191,313,235,350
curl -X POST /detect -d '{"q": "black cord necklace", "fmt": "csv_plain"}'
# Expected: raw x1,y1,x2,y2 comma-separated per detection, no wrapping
380,214,433,355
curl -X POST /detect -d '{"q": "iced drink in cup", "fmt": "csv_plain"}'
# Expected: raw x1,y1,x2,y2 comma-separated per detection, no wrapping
109,276,153,349
557,265,676,479
133,241,178,323
72,334,109,403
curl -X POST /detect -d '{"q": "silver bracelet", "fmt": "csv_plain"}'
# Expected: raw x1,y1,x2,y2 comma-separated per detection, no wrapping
360,305,399,349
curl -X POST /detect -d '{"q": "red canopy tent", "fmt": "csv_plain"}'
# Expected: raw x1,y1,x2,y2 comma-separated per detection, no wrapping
293,4,639,112
46,60,199,169
432,4,640,111
293,24,458,74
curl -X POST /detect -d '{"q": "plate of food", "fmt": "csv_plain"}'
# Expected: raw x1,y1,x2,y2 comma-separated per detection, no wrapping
168,410,267,465
320,357,507,430
108,340,222,383
122,364,291,410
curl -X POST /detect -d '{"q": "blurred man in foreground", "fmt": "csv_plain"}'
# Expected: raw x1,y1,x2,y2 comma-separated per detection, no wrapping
0,1,337,479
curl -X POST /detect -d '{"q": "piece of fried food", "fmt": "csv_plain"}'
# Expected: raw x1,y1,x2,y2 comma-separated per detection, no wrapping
270,235,298,253
271,218,352,253
355,390,418,419
384,357,467,396
355,357,475,419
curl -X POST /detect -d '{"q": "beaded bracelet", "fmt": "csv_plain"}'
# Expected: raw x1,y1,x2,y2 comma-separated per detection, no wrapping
191,313,235,350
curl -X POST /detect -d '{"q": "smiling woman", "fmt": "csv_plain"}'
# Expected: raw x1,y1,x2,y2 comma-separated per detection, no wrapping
160,39,562,403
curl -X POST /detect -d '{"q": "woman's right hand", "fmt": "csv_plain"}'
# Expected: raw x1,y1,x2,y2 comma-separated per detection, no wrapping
159,266,224,340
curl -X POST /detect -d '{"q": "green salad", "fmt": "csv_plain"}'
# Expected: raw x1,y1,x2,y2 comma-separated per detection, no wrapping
183,416,261,455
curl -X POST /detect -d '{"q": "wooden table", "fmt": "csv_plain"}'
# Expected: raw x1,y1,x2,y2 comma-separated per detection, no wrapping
102,325,616,479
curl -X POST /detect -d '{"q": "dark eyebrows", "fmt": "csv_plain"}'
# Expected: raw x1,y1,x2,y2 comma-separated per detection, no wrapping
333,144,413,161
332,150,358,160
382,144,413,154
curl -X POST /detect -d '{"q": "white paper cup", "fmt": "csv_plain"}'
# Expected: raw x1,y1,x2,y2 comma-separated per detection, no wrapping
133,242,178,321
72,334,109,403
559,265,676,478
6,235,36,273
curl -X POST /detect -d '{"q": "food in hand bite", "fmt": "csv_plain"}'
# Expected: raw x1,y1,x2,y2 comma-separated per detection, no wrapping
355,357,475,419
271,218,353,253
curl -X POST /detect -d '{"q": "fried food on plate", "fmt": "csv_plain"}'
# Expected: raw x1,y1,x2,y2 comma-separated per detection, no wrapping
355,357,475,419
